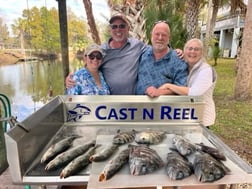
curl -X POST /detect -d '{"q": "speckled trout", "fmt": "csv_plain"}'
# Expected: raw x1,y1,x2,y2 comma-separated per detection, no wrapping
45,140,95,171
41,136,78,164
60,144,101,179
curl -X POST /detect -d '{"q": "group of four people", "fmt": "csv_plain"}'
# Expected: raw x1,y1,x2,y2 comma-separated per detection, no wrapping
66,14,216,128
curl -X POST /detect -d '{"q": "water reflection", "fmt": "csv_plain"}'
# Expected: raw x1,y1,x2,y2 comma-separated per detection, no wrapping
0,59,82,121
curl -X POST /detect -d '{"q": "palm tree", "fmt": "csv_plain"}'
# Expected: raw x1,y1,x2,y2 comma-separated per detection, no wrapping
82,0,101,44
107,0,147,42
144,0,187,48
234,0,252,101
185,0,205,40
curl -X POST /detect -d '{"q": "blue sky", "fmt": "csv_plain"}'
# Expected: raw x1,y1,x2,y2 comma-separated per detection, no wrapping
0,0,110,30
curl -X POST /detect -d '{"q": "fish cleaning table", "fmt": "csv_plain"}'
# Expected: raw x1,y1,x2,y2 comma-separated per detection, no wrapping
4,95,252,189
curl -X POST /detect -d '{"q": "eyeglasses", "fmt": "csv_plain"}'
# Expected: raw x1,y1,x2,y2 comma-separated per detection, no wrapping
110,24,126,29
154,20,169,26
88,53,102,60
186,47,201,52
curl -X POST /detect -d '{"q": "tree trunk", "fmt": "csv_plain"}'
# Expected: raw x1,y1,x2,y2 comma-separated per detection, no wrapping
20,30,25,55
185,0,200,40
82,0,101,45
203,0,219,59
203,0,213,58
234,0,252,101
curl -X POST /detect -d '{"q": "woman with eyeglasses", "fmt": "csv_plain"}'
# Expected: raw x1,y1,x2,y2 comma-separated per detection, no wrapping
159,38,217,128
66,44,110,95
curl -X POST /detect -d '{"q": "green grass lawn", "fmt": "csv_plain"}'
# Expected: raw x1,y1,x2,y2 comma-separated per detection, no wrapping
209,58,252,164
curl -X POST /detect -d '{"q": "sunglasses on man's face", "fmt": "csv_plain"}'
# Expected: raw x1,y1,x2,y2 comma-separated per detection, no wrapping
88,53,102,60
110,24,126,29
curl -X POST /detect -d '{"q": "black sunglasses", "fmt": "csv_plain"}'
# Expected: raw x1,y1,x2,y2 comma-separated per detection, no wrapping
110,24,126,29
88,53,102,60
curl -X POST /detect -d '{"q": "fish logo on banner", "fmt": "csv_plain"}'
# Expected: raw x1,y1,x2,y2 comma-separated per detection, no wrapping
67,104,91,122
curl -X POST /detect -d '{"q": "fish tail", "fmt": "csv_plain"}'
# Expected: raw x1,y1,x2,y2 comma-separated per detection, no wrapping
99,173,106,182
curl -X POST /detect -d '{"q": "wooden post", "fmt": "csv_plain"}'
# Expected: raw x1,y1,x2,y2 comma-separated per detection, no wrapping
56,0,69,93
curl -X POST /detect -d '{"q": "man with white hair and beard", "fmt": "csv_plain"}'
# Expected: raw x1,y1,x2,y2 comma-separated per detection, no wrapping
136,21,188,97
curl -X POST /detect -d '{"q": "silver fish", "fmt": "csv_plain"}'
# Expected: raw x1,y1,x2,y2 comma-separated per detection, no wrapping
89,143,119,162
196,143,226,161
45,140,95,171
113,129,136,144
128,144,164,176
166,150,192,180
41,136,78,163
171,135,196,156
60,144,100,179
99,148,129,182
135,130,166,144
186,151,230,183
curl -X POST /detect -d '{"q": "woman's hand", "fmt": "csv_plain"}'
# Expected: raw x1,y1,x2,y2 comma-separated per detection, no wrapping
65,73,76,88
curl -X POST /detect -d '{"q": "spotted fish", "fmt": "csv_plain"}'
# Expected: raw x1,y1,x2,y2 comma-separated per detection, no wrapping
99,148,129,182
135,130,166,144
112,129,136,144
171,135,196,156
89,143,119,162
41,136,78,164
186,151,230,182
166,150,192,180
196,142,226,161
128,144,164,176
60,145,100,179
45,140,95,171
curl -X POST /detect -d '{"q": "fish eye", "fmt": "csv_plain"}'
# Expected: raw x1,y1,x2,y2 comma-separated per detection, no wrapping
141,164,147,173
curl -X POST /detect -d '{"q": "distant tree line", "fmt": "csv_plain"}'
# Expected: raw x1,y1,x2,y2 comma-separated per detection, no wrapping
0,6,93,54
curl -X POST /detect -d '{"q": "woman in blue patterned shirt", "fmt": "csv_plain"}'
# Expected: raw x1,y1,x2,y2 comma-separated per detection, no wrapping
67,44,110,95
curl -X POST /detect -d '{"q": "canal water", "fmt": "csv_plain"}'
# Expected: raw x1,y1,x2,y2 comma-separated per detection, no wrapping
0,58,83,123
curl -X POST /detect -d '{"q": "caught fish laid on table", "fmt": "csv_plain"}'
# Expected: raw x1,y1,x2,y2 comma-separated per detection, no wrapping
186,151,230,183
196,142,226,161
41,136,78,164
60,144,101,179
171,135,196,156
166,150,192,180
112,129,136,144
99,148,129,182
45,140,95,171
128,144,164,176
135,130,166,144
89,143,119,162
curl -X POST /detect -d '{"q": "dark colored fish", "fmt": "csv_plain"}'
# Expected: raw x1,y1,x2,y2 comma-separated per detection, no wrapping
45,140,95,171
60,144,101,179
41,136,78,164
89,143,119,162
196,143,226,161
113,129,136,144
171,135,196,156
99,148,129,182
128,144,164,176
166,150,192,180
135,130,166,144
186,151,230,183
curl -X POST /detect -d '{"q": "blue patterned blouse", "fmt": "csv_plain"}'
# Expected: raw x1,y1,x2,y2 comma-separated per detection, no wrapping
66,68,110,95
